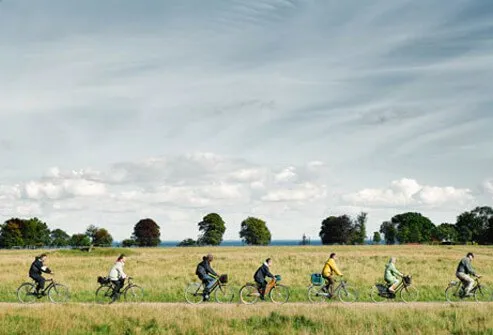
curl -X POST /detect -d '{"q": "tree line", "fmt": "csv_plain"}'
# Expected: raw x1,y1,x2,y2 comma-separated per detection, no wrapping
1,205,491,249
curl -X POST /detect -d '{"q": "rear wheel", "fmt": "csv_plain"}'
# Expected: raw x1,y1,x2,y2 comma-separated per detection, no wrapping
445,284,462,303
95,285,113,304
270,285,290,304
239,284,259,304
215,285,235,303
307,285,328,303
474,286,491,303
48,284,70,303
124,285,144,302
17,283,38,304
400,286,418,303
370,285,387,303
337,285,358,303
185,283,204,304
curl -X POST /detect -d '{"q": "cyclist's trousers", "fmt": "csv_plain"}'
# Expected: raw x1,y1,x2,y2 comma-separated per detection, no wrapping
456,272,474,293
30,274,45,291
111,278,124,293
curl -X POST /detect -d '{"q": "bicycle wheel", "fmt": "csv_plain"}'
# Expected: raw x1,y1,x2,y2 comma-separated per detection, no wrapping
474,286,491,303
400,286,418,303
48,284,70,303
185,282,204,304
95,285,114,304
124,285,144,302
370,286,387,303
337,285,358,303
445,285,462,303
239,284,259,304
214,285,235,303
307,285,327,303
270,284,290,304
17,283,38,304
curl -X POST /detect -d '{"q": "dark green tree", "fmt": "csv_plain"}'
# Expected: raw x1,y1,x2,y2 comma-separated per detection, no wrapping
177,238,197,247
350,212,367,244
69,234,91,247
197,213,226,246
239,217,271,246
19,217,51,247
391,212,435,243
93,228,113,247
121,239,136,247
133,218,161,247
372,232,382,244
319,215,353,244
50,229,70,247
0,219,24,248
435,223,458,243
456,206,493,244
85,225,98,243
380,221,397,245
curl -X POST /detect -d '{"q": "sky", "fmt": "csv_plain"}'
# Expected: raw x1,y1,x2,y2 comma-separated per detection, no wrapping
0,0,492,241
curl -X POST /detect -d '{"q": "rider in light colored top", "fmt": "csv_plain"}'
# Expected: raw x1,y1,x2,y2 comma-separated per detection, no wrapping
384,257,403,293
109,254,127,297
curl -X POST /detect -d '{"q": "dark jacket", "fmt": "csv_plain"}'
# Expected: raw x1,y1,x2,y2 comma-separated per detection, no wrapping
254,263,274,283
29,258,51,278
456,257,476,276
195,259,217,280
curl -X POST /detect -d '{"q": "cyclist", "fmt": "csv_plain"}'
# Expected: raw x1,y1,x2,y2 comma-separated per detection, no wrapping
108,254,127,300
195,254,218,301
29,253,52,295
456,252,480,296
254,258,274,300
384,257,403,293
322,253,342,297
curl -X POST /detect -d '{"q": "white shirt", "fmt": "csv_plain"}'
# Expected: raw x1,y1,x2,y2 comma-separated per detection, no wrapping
108,261,126,280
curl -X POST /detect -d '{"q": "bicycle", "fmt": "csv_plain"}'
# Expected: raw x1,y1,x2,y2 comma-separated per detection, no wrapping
95,276,144,304
17,277,70,304
239,275,290,304
445,276,490,303
185,274,235,304
307,274,358,303
370,275,418,303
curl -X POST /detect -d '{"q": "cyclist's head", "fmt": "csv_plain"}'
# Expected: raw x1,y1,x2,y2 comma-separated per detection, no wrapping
117,254,126,262
265,258,272,266
38,253,47,261
330,253,336,259
389,257,396,263
467,252,474,259
206,254,213,262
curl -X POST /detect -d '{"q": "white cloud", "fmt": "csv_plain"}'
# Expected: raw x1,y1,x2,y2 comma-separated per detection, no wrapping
274,166,297,182
484,179,493,195
261,183,326,202
23,179,107,200
342,178,473,208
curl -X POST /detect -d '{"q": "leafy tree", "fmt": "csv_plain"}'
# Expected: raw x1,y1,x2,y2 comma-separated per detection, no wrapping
133,218,161,247
239,217,271,246
456,206,493,244
69,234,91,247
380,221,397,245
391,212,435,243
197,213,226,246
435,223,458,243
372,232,382,244
350,212,367,244
85,225,98,243
319,215,353,244
121,239,136,247
50,229,70,247
0,219,24,248
93,228,113,247
177,238,197,247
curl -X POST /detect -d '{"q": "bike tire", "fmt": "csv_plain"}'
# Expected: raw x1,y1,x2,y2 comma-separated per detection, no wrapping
185,282,204,304
474,286,491,303
337,285,358,303
400,285,418,303
214,285,235,303
124,285,144,302
95,285,114,304
17,282,37,304
48,283,70,303
270,284,290,304
445,284,462,303
239,284,259,305
370,286,387,303
307,285,328,303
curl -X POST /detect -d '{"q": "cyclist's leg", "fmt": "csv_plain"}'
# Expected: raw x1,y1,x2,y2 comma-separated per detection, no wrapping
388,278,399,293
110,279,123,298
457,273,474,295
202,275,214,299
326,276,335,296
31,274,45,293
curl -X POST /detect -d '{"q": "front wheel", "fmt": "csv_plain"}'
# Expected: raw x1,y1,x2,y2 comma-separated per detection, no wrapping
445,284,462,303
474,286,491,303
370,286,387,303
185,283,204,304
124,285,144,302
400,285,418,303
270,284,290,304
48,284,70,303
17,283,37,304
215,285,235,303
239,284,259,304
337,285,358,303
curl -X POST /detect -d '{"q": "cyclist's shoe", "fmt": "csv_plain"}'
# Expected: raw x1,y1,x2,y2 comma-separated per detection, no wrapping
259,294,265,301
203,294,210,301
110,292,120,304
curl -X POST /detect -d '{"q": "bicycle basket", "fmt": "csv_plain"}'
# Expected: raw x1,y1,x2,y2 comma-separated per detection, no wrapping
403,275,412,285
97,276,109,285
219,274,228,284
311,273,323,286
275,275,281,282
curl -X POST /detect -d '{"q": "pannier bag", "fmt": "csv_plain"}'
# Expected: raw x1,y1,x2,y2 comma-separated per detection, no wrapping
97,276,109,285
311,273,324,286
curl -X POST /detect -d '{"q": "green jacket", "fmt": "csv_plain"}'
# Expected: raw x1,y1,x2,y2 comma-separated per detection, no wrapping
456,257,475,276
384,262,403,282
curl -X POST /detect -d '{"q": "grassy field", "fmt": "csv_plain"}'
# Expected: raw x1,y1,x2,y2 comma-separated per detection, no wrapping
0,245,492,303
